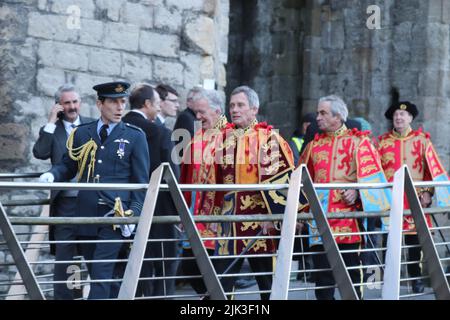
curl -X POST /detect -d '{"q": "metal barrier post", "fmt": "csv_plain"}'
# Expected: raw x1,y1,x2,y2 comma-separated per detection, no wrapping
6,205,50,300
118,165,164,299
403,166,450,299
164,164,226,300
298,165,359,300
0,202,44,300
382,166,404,299
270,166,302,300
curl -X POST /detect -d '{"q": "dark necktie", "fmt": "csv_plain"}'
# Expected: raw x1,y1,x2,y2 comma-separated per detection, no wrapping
100,124,109,144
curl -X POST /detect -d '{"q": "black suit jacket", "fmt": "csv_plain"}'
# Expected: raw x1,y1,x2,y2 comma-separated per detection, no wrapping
173,108,197,159
299,118,362,156
122,110,179,203
123,111,179,258
173,108,196,139
33,116,94,201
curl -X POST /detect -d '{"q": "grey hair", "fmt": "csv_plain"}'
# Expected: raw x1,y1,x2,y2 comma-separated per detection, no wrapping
230,85,259,109
54,83,79,103
318,95,348,122
192,89,225,113
186,85,203,102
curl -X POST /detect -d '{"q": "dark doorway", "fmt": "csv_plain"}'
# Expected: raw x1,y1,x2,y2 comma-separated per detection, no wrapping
226,0,305,138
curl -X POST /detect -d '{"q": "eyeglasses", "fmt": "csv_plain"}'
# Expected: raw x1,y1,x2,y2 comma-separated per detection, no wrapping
166,98,179,103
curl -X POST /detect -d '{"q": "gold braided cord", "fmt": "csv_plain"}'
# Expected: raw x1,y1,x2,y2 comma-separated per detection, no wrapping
66,128,98,182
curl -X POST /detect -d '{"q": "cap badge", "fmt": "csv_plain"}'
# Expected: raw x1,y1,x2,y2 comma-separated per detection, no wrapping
115,84,124,93
400,104,407,110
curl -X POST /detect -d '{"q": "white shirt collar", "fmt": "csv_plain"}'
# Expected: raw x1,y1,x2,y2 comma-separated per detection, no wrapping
130,109,148,119
157,113,165,124
62,116,81,130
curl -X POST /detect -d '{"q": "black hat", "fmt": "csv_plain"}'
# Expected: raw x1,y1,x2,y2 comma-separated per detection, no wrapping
384,101,419,120
93,81,130,98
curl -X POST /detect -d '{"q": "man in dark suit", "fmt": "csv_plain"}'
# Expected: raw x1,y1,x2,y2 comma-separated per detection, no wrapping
173,86,203,157
123,84,179,297
154,84,180,129
33,83,94,300
39,81,150,299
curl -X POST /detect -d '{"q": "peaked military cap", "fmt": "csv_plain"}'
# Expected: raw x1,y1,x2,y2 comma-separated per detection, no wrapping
93,81,130,98
384,101,419,120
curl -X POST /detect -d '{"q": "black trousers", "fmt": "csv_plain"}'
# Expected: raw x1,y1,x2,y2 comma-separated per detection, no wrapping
179,248,216,296
382,234,422,278
404,234,422,277
311,243,362,300
79,205,124,300
52,196,79,300
136,225,179,298
214,256,273,300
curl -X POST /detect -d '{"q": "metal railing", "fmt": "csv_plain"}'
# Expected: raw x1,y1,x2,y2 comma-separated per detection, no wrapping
0,164,449,300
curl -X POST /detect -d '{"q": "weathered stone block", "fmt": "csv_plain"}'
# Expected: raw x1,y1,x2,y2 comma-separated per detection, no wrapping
153,6,182,32
121,53,152,82
50,0,95,19
203,0,217,16
15,97,49,123
36,67,66,96
346,27,370,49
38,41,89,72
0,124,28,161
72,71,112,98
38,0,49,11
154,59,183,86
426,46,449,71
271,76,298,103
140,0,164,6
0,4,28,42
28,12,78,42
418,70,444,97
139,31,179,57
442,0,450,24
78,19,104,46
427,0,443,23
123,2,153,29
180,51,202,89
273,52,299,76
200,56,214,79
166,0,203,11
184,16,215,55
95,0,126,22
426,23,449,49
217,64,227,88
392,0,426,24
302,73,322,100
88,47,121,76
370,73,391,97
320,20,344,49
104,22,139,51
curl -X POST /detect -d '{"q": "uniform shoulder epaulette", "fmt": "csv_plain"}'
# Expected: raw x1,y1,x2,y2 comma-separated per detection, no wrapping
77,120,97,128
125,122,144,133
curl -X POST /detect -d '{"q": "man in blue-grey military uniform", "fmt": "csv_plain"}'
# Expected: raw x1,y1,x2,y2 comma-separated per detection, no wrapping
33,83,94,300
40,81,150,299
